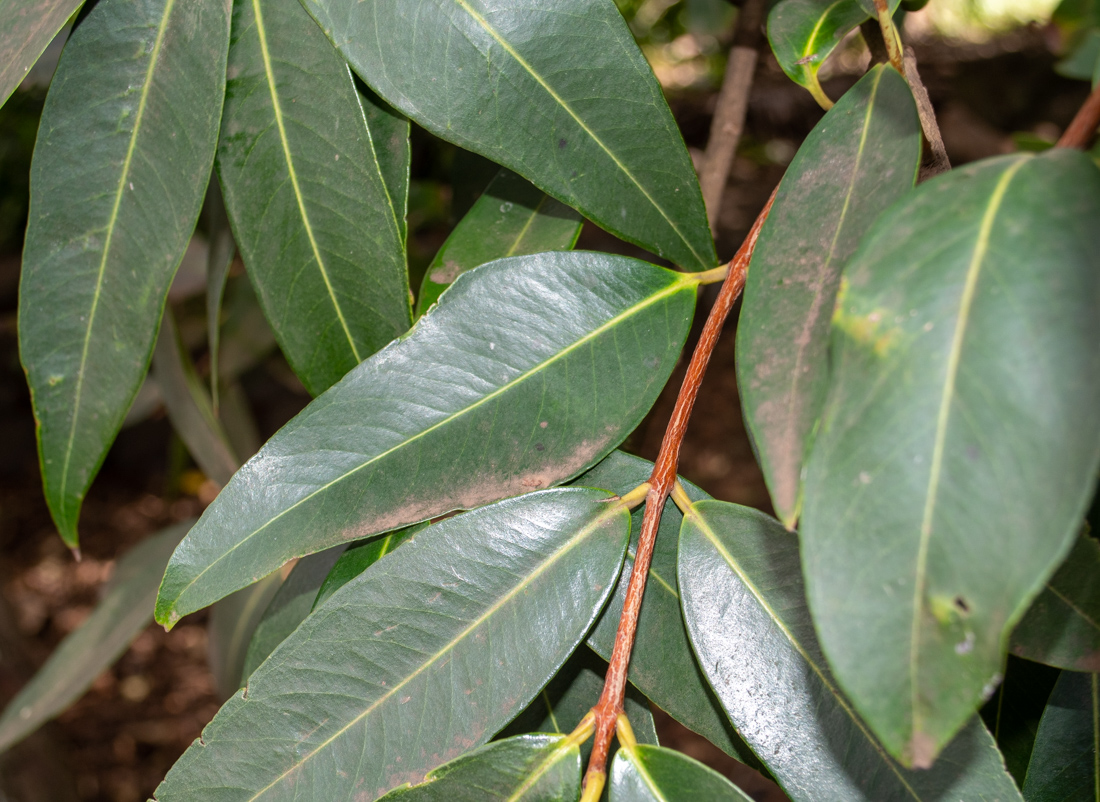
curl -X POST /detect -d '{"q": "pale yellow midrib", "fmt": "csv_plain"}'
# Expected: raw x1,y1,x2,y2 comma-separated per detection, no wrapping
58,0,179,523
505,738,574,801
627,746,670,801
170,274,692,609
252,0,360,362
689,507,922,800
244,500,626,801
452,0,709,269
908,159,1026,738
505,194,550,258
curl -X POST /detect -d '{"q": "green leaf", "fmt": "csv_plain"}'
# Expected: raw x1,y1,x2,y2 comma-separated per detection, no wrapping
609,744,753,802
1012,533,1100,672
156,251,696,625
153,488,630,801
301,0,716,271
19,0,231,547
801,150,1100,765
981,655,1060,787
0,520,193,754
736,65,920,527
207,573,283,699
0,0,82,109
240,545,348,683
679,500,1023,801
416,169,582,317
360,82,411,247
312,525,423,610
1023,670,1099,801
377,735,581,802
217,0,411,396
204,175,236,412
579,452,757,766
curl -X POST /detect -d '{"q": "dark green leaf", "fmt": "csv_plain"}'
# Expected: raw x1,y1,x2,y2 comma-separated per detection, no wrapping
153,488,630,801
217,0,411,396
981,655,1060,788
312,525,423,610
737,66,919,527
0,520,193,753
1023,670,1098,801
19,0,231,546
378,735,581,802
204,175,236,412
301,0,716,271
416,169,582,316
207,572,283,700
1013,533,1100,672
156,252,696,625
0,0,82,109
801,151,1100,765
609,744,753,802
360,83,411,246
579,452,757,766
240,545,348,683
679,500,1023,801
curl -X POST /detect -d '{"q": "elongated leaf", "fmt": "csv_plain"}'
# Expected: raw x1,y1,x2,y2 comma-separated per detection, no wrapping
609,745,753,802
207,573,282,699
240,545,348,682
981,656,1060,787
679,500,1023,801
312,525,423,610
153,488,630,802
361,82,411,246
217,0,411,396
579,452,756,765
736,66,920,527
0,0,82,109
801,150,1100,765
19,0,231,546
156,252,695,625
1013,534,1100,671
205,175,236,411
302,0,716,271
378,735,581,802
767,0,871,107
1023,670,1098,801
0,521,193,753
416,169,582,316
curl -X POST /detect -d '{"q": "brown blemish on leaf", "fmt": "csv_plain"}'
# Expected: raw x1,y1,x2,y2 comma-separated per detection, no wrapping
906,731,937,769
429,260,462,285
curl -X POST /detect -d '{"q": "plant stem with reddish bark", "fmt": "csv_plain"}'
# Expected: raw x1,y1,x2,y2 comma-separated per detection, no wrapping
1057,82,1100,149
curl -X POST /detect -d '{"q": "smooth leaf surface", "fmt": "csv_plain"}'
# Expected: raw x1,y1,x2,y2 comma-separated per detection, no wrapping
801,150,1100,765
609,745,753,802
0,0,82,108
217,0,410,396
417,169,582,316
156,252,695,624
153,488,630,802
579,452,756,765
207,573,283,700
377,735,581,802
0,521,193,753
981,656,1060,787
736,65,920,527
205,175,236,410
1012,534,1100,671
1023,670,1098,801
19,0,231,546
679,500,1023,802
312,525,423,610
302,0,716,271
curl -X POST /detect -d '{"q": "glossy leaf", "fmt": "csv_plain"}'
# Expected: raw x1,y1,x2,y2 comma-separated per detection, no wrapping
609,745,753,802
217,0,411,396
736,65,920,527
156,252,695,625
801,150,1100,765
981,655,1060,787
679,500,1023,801
1012,534,1100,672
0,521,193,753
153,488,630,802
579,452,756,765
0,0,82,109
312,525,423,610
416,169,582,316
19,0,231,546
377,735,581,802
1023,670,1098,801
240,546,348,683
302,0,716,271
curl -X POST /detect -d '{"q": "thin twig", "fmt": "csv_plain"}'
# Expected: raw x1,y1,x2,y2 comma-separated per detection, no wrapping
580,189,776,801
903,47,950,180
699,0,765,231
872,0,905,75
1057,82,1100,149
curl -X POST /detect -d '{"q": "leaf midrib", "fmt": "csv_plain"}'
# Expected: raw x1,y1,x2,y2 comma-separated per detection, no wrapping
243,497,626,801
165,273,692,615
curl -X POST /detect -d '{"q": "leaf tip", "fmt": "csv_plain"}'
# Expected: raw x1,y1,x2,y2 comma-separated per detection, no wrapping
905,731,937,769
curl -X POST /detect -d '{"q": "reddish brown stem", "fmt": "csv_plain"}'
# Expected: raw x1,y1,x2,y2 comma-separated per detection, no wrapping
1057,82,1100,150
581,190,776,793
